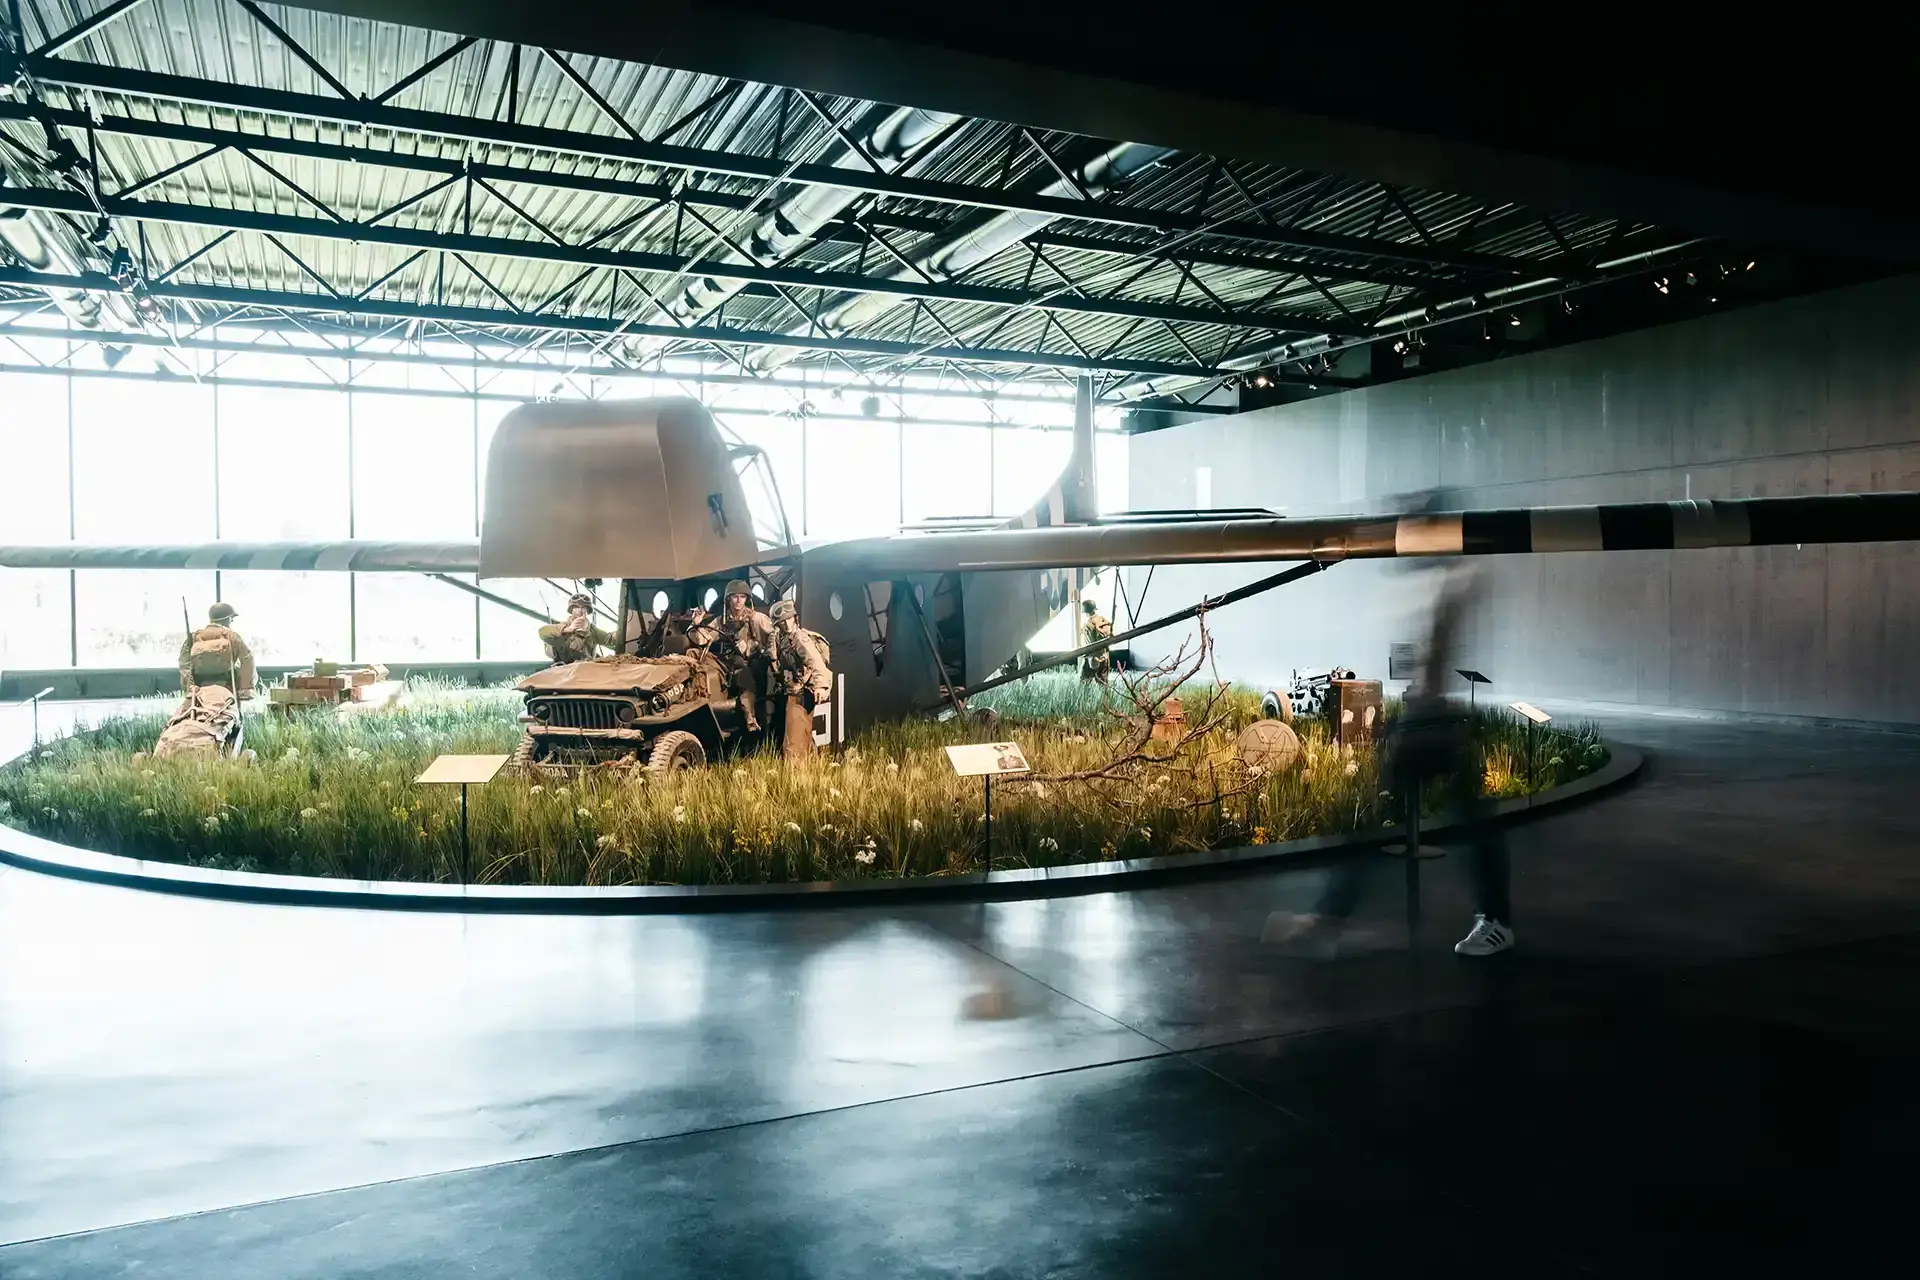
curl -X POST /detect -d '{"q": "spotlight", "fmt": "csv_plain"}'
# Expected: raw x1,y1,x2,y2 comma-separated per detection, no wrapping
1745,260,1756,271
1251,373,1271,388
1655,277,1670,294
1391,339,1408,355
1561,297,1577,315
102,344,130,369
1507,312,1522,327
1685,271,1697,287
860,394,880,417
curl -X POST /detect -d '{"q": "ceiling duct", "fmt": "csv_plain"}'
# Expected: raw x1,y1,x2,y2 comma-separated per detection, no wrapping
746,140,1175,373
627,105,960,356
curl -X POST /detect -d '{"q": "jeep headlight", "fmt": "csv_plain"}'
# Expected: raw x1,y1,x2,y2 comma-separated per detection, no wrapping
614,702,636,724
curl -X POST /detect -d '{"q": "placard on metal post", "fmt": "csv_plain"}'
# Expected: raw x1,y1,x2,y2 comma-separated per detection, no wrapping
1456,669,1491,711
945,741,1031,877
415,753,511,885
1508,701,1552,807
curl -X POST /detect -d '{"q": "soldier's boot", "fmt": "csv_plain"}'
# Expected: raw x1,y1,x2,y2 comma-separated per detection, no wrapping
737,693,762,734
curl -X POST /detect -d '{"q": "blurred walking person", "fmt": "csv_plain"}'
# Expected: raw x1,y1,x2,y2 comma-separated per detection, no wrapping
1266,560,1514,958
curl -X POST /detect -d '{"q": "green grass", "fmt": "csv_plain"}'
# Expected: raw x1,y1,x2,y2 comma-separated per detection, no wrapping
1,674,1606,886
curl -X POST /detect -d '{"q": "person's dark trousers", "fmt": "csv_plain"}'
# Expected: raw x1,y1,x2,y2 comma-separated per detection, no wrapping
1310,738,1511,925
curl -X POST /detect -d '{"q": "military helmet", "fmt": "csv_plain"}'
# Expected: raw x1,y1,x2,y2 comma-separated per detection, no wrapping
770,599,797,622
1081,598,1098,614
208,602,237,623
567,593,592,611
724,579,751,600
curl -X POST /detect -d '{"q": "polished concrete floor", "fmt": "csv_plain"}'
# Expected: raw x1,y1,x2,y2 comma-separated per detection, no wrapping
1,712,1915,1276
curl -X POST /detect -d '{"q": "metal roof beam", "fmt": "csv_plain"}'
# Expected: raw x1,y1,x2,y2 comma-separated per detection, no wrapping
0,99,1496,290
0,181,1356,335
0,264,1224,378
18,55,1546,276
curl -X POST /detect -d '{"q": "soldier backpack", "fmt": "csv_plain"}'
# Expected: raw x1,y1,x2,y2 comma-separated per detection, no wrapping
187,629,237,684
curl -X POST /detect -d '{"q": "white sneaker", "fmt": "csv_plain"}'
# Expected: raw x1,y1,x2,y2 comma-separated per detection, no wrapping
1453,915,1515,957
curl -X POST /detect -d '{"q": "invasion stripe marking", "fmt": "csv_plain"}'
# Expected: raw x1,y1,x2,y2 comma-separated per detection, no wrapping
1394,513,1463,556
1669,499,1748,549
1597,503,1674,550
1461,509,1531,555
1529,506,1604,552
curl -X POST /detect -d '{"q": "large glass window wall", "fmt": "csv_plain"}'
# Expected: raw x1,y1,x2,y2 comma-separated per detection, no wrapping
0,355,1127,671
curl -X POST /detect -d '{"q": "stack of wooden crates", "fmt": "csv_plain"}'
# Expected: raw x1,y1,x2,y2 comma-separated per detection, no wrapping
269,661,398,714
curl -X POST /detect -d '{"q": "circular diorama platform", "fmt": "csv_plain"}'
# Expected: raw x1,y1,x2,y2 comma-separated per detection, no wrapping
0,742,1642,915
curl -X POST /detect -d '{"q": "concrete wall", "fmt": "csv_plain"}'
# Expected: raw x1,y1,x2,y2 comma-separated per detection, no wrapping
1128,272,1920,723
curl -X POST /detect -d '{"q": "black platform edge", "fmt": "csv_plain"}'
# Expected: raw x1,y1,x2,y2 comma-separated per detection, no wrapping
0,744,1642,914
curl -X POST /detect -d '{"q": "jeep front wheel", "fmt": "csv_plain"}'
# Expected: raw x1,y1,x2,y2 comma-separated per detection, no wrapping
646,730,706,773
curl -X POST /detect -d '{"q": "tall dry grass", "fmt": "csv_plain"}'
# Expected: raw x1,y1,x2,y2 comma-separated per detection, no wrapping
0,674,1604,885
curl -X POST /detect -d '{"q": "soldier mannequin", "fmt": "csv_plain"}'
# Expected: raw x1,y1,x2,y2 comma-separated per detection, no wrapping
1080,598,1113,682
179,602,256,698
713,579,773,733
770,599,832,759
540,593,617,665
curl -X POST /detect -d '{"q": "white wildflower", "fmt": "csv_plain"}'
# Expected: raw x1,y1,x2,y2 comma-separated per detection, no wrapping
595,834,618,850
575,806,593,819
1137,826,1152,840
819,823,835,835
555,786,570,798
909,818,924,833
282,747,300,762
299,807,319,820
829,761,841,770
42,806,59,819
138,807,159,819
141,769,156,779
673,805,689,824
1032,783,1048,799
202,815,220,831
318,800,335,810
885,761,899,774
1344,758,1359,776
392,730,408,742
528,784,544,795
854,838,877,866
345,746,365,761
829,787,841,799
784,821,802,834
1039,836,1059,852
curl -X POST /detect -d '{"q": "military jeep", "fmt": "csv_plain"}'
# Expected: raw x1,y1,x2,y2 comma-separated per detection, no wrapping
511,651,753,775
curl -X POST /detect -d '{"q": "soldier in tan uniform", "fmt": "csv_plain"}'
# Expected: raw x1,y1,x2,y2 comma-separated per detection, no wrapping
1080,598,1113,682
713,579,773,733
770,598,832,759
179,602,256,697
539,593,617,666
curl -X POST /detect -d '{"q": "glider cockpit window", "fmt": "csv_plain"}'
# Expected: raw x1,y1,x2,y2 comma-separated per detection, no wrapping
724,443,795,553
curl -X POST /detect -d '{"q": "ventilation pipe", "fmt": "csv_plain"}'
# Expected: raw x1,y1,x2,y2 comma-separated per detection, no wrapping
626,105,959,356
746,140,1175,373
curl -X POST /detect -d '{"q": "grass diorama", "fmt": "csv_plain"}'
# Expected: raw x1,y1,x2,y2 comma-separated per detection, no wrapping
1,623,1607,887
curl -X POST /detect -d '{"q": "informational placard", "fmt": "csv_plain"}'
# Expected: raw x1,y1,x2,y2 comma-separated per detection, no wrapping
415,754,512,785
1388,643,1419,681
1457,669,1491,686
945,742,1031,777
1508,701,1552,726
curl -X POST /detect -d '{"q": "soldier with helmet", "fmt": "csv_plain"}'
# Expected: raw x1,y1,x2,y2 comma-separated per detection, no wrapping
710,578,773,733
1080,598,1113,682
539,593,617,666
179,602,256,698
770,598,833,759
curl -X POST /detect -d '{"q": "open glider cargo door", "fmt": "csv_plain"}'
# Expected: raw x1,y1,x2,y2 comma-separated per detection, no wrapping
480,397,763,581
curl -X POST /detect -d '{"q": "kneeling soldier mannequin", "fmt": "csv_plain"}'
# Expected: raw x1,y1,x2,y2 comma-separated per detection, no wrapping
770,599,832,759
180,602,256,698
